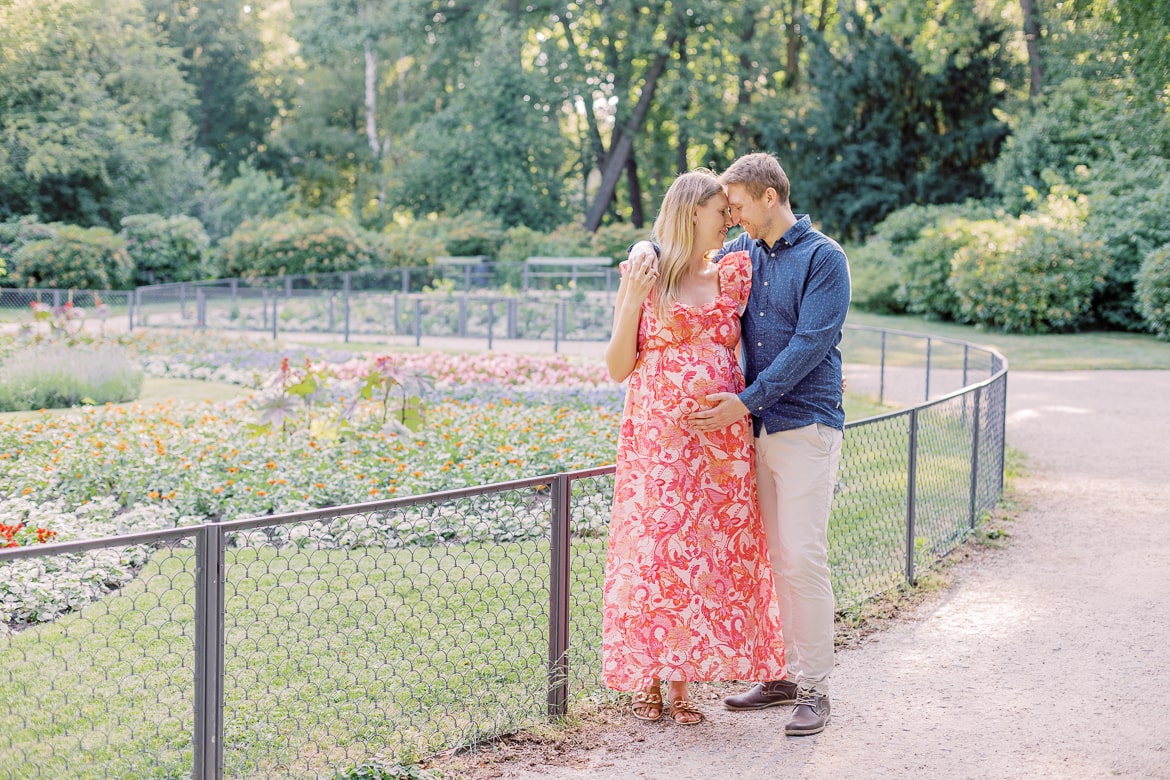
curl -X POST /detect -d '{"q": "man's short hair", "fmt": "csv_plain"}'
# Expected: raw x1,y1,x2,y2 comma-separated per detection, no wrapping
721,152,790,204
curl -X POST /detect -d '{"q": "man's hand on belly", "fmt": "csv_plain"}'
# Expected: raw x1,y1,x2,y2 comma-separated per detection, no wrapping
688,392,750,432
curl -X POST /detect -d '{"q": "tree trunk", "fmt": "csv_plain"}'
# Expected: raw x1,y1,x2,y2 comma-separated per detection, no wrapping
364,40,379,158
735,14,757,153
784,0,803,89
584,34,679,231
626,156,644,228
1020,0,1044,96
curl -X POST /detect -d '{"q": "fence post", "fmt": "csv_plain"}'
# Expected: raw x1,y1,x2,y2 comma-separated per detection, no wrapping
905,408,919,586
194,523,225,780
967,386,983,529
180,283,187,320
879,330,887,406
343,272,351,344
458,297,467,338
271,294,278,340
487,299,495,350
128,289,135,332
925,337,932,401
414,297,422,347
547,474,572,719
401,267,410,294
553,300,561,353
261,289,268,331
196,288,206,329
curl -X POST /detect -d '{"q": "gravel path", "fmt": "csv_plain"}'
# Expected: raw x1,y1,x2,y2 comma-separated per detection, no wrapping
464,370,1170,779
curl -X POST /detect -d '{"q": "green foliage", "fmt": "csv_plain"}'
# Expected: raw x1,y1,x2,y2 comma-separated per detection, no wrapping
0,0,213,228
391,17,567,231
219,215,379,278
201,162,297,245
589,222,647,264
768,12,1011,240
143,0,279,177
8,225,135,290
436,213,507,257
848,202,997,317
1136,244,1170,340
1082,156,1170,330
989,78,1142,215
374,223,445,269
497,223,594,265
334,762,433,780
0,344,143,412
948,197,1108,333
845,240,905,315
120,214,211,286
0,217,58,270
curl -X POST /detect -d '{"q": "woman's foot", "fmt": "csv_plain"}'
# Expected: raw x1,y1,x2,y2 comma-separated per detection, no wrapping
666,682,704,725
630,680,663,722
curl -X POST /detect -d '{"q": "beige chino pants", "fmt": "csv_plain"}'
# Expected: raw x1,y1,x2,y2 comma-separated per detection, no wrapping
756,422,843,695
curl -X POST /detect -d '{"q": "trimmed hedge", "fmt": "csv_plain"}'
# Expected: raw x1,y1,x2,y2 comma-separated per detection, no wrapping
7,225,134,290
120,214,210,286
1136,244,1170,340
219,215,379,278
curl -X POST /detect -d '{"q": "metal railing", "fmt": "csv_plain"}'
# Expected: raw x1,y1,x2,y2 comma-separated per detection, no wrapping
125,270,616,348
0,329,1008,777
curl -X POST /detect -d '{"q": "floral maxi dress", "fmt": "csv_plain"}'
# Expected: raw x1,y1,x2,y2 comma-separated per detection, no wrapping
602,251,786,691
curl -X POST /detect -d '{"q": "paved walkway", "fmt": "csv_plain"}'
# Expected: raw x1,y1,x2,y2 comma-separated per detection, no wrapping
483,370,1170,779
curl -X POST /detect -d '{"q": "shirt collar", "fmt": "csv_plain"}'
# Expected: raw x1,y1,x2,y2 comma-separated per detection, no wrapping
754,214,812,253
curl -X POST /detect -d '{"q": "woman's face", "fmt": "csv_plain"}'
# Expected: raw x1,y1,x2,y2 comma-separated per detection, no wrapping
694,191,732,254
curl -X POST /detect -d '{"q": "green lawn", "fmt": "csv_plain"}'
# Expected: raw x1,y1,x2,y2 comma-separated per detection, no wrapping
0,378,248,423
846,310,1170,371
0,540,596,778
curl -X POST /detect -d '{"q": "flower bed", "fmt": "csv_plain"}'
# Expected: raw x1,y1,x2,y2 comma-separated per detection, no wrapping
0,332,624,628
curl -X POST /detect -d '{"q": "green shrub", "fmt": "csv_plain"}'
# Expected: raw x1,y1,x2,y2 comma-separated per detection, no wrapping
0,217,62,272
120,214,211,286
1083,155,1170,331
218,215,379,279
894,203,998,319
948,204,1108,333
1136,243,1170,340
589,222,646,264
7,225,134,290
847,239,905,315
374,222,444,268
0,344,143,411
437,212,506,257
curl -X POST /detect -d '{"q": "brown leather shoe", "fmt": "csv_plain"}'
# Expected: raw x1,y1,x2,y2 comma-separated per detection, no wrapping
723,679,799,711
784,688,830,736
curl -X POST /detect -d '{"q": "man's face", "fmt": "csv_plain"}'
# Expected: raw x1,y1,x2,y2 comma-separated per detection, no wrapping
725,183,768,239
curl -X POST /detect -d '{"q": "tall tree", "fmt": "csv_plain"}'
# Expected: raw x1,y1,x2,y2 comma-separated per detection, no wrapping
144,0,277,178
768,12,1012,240
1020,0,1044,96
0,0,212,226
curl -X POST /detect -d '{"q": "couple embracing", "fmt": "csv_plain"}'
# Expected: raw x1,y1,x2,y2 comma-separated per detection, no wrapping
602,152,851,735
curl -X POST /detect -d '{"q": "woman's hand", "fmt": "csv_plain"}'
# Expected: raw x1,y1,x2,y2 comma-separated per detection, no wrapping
624,248,659,306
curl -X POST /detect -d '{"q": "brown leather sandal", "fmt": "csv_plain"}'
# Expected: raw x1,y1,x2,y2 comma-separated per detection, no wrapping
668,698,705,725
631,689,664,722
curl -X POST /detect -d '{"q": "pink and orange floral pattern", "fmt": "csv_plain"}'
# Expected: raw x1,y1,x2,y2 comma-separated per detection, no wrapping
602,252,786,691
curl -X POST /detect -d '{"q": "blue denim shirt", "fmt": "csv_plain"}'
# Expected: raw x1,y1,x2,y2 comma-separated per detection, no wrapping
716,215,851,436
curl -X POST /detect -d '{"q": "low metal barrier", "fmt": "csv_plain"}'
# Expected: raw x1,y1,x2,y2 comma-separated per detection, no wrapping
0,330,1008,777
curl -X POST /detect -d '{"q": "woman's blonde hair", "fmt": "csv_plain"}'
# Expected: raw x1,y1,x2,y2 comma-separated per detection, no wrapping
649,169,724,321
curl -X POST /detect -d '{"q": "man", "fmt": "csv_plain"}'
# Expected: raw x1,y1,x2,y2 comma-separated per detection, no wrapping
630,152,850,736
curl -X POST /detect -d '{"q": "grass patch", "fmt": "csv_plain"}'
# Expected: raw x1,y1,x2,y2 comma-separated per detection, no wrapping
0,344,143,412
0,539,609,778
0,378,247,423
847,310,1170,370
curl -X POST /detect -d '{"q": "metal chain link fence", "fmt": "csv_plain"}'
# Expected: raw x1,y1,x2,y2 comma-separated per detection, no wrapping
0,329,1007,777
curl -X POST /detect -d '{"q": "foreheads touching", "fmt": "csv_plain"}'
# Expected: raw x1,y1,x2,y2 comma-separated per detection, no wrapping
720,152,790,206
